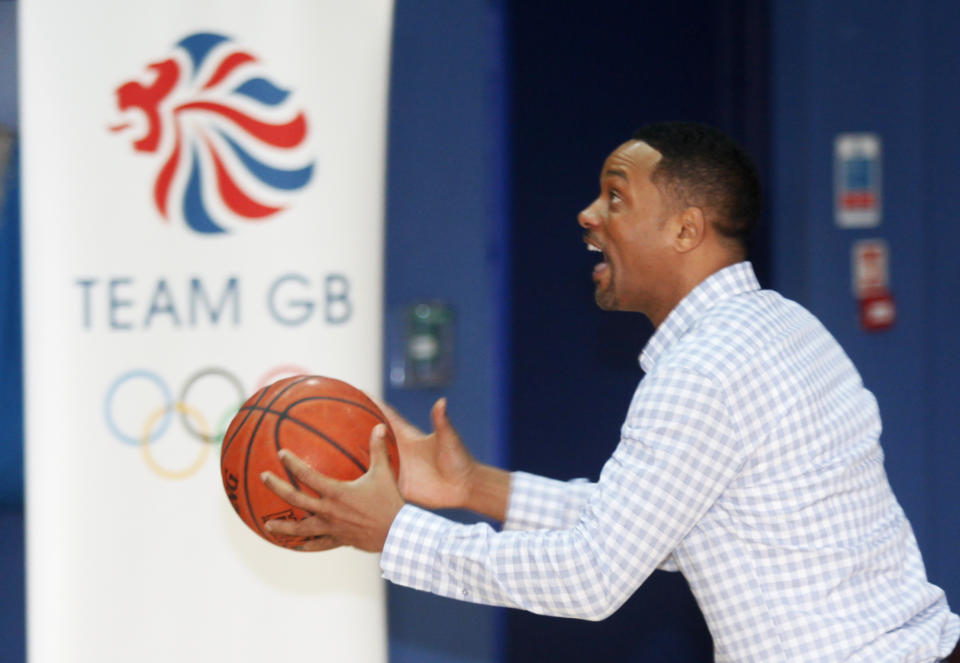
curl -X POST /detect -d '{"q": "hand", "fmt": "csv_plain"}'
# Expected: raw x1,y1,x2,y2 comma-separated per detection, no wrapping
260,424,405,553
373,397,478,511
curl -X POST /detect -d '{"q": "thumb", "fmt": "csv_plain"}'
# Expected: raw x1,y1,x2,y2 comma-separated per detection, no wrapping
368,424,391,471
367,393,424,437
430,397,451,434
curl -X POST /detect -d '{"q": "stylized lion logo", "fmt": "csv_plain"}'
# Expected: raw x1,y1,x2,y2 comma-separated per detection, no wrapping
110,33,315,234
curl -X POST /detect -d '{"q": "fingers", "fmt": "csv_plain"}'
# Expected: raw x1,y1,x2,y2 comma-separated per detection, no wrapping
261,451,345,521
264,514,327,537
261,470,325,513
368,424,390,471
298,537,341,552
261,435,403,553
365,393,454,444
430,397,450,433
264,516,342,552
276,449,342,498
366,393,424,438
260,470,344,550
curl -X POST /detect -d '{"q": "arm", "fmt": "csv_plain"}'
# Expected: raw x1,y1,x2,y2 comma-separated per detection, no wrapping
381,370,740,619
377,397,511,522
504,473,678,570
378,397,598,531
259,397,513,550
502,472,596,531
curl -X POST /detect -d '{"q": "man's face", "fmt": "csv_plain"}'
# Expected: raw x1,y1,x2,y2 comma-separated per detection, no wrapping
579,140,676,314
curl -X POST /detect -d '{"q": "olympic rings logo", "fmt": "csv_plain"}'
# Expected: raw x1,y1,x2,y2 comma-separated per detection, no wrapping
104,364,308,480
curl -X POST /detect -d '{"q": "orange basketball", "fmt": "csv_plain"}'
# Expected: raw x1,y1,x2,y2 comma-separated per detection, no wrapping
220,375,399,549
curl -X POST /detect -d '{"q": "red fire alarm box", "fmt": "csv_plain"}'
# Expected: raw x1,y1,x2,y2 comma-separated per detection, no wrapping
852,239,895,332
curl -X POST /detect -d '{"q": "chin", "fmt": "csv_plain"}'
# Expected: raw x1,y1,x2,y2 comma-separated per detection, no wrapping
594,290,617,311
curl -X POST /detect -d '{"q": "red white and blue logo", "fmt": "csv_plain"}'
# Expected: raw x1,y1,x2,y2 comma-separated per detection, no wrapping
111,32,315,234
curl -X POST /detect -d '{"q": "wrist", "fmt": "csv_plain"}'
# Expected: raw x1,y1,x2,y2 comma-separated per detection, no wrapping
462,462,511,522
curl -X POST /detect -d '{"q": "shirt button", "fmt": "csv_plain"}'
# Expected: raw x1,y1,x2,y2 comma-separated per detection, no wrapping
462,588,470,598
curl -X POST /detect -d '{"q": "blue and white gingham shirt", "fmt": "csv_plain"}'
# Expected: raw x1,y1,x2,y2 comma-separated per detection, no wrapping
381,262,960,662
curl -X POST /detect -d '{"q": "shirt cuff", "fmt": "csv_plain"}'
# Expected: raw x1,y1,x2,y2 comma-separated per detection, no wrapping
504,471,593,531
380,504,452,594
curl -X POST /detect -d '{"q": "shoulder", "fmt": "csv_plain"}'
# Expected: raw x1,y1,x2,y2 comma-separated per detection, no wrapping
656,289,826,386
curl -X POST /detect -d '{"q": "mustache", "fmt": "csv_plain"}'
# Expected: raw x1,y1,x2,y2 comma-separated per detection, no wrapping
582,231,603,249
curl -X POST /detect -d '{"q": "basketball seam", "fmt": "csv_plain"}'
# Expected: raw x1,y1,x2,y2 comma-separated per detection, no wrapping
220,384,268,459
254,402,370,476
240,375,313,541
220,384,272,524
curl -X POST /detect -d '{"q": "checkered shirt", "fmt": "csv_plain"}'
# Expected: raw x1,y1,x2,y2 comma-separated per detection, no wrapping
381,262,960,662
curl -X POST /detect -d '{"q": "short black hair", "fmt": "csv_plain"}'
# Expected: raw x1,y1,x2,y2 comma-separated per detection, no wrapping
631,121,760,249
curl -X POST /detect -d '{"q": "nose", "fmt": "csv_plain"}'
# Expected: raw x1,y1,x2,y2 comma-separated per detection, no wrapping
578,199,600,229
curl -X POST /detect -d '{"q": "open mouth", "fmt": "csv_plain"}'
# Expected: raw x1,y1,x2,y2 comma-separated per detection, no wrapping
584,237,609,280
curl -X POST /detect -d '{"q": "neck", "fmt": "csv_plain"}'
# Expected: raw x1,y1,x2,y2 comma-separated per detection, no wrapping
648,254,744,328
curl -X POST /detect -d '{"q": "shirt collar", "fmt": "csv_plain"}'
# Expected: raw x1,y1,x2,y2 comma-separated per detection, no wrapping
639,261,761,372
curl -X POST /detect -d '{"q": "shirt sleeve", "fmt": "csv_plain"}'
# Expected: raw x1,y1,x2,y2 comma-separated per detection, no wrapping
380,369,741,619
502,472,594,531
502,471,679,572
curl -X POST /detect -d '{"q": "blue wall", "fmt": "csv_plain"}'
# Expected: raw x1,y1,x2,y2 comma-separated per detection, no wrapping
384,2,508,662
503,2,767,660
0,2,23,653
0,137,24,663
0,0,20,505
771,0,960,606
0,143,21,506
923,1,960,600
503,1,959,660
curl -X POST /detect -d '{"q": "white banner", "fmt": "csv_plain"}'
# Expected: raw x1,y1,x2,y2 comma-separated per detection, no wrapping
20,2,393,661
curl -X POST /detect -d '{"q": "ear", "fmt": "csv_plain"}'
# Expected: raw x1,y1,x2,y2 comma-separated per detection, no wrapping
673,206,706,253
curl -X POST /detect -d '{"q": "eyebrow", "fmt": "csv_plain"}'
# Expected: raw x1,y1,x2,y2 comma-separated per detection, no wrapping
603,168,628,181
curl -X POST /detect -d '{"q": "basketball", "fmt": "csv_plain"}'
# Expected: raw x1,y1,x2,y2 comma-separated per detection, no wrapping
220,374,400,549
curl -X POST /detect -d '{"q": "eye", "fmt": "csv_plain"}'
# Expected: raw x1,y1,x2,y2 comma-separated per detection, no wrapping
609,189,622,205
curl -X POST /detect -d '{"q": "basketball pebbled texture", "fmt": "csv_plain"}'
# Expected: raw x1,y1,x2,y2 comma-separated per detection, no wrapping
220,375,399,549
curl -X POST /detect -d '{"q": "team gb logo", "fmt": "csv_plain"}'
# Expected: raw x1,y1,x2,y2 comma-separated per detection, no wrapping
110,32,315,234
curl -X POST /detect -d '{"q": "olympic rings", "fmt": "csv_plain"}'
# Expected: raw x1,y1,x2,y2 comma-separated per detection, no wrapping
104,364,309,480
178,367,245,444
105,369,174,445
141,401,212,480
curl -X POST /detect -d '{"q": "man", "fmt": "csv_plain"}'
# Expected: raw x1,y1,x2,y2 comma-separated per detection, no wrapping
262,122,960,661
